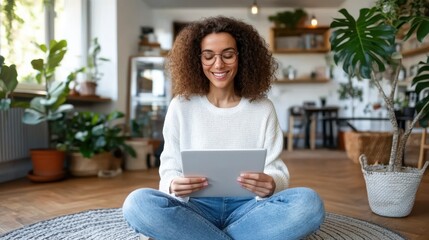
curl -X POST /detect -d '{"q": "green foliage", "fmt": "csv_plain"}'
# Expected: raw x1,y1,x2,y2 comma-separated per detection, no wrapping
1,0,24,46
22,39,73,125
337,82,363,102
330,2,429,127
55,111,136,158
268,9,308,28
330,0,429,167
0,55,18,110
412,56,429,125
330,8,396,79
86,38,109,82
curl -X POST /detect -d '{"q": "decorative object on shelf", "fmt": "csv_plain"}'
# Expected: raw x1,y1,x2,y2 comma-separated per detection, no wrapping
250,0,259,15
270,26,330,53
80,38,109,96
283,65,297,80
268,9,308,28
139,26,162,56
310,14,318,27
330,0,429,217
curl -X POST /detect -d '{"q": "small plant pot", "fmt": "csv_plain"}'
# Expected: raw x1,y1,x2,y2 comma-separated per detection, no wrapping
79,81,98,96
28,149,66,182
69,152,120,177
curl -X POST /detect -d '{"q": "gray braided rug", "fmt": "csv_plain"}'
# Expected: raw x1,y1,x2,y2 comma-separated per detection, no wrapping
0,208,405,240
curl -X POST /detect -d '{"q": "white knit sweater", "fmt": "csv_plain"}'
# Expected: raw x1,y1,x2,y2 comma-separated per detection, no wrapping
159,95,290,196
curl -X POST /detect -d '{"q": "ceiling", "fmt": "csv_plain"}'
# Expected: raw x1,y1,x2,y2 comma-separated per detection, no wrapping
141,0,346,9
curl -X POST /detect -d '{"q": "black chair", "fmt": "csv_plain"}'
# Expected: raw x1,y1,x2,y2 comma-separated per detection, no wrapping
286,106,305,151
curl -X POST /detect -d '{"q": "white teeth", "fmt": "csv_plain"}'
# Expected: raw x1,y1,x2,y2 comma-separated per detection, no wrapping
213,72,226,77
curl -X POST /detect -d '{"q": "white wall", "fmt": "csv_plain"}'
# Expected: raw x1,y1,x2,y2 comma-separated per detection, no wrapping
90,0,118,113
116,0,153,115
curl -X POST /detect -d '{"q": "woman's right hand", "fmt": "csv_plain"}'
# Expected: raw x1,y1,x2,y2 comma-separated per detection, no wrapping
170,177,208,197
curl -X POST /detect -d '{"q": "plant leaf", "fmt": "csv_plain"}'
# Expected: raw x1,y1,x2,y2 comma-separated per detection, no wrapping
330,8,396,79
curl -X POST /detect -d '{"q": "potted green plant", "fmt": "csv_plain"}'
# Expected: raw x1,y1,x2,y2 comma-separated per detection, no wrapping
79,37,109,96
22,39,79,182
330,0,429,217
0,55,19,111
56,110,136,176
268,9,308,28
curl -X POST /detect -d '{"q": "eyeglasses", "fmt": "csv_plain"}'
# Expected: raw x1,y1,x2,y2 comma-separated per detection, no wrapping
200,50,239,66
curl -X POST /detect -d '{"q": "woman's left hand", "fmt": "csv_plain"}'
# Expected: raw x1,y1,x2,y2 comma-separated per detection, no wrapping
237,173,276,197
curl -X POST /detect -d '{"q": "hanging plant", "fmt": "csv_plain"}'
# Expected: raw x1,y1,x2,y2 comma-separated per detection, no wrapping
1,0,24,45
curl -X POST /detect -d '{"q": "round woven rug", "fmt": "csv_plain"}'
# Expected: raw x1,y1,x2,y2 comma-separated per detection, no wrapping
0,208,405,240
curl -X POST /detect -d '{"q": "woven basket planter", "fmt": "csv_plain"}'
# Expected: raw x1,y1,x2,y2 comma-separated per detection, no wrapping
344,131,392,164
360,156,429,217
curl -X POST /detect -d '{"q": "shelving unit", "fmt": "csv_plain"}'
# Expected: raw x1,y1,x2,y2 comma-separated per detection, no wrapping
11,92,111,104
270,26,330,54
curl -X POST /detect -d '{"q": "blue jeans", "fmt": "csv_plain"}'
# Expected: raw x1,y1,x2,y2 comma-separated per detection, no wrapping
122,187,325,240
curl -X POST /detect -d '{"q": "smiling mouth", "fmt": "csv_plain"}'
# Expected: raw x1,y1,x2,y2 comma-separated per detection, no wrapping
212,71,228,79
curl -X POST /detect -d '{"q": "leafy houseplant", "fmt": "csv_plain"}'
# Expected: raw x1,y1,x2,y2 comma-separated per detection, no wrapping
22,39,77,182
337,75,363,118
268,9,308,29
80,37,109,96
0,55,19,110
56,110,136,176
330,0,429,217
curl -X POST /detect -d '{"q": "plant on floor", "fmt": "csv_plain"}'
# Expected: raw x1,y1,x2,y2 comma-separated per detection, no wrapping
55,110,136,176
56,110,136,158
22,39,85,181
330,0,429,217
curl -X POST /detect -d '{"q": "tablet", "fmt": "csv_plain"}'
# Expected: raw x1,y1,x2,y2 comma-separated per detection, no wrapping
181,149,267,197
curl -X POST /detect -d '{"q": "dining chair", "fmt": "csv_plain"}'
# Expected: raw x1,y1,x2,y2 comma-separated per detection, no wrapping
418,127,428,169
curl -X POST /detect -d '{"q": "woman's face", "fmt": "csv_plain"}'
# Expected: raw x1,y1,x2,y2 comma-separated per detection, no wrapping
200,32,238,93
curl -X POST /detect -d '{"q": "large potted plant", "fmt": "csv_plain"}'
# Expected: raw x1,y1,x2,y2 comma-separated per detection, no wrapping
56,110,136,177
22,39,79,182
330,0,429,217
79,37,109,96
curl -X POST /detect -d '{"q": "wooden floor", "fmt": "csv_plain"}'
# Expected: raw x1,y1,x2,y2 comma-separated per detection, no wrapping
0,149,428,239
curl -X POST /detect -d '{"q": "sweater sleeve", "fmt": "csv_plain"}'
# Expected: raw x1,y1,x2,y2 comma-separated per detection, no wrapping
158,98,183,194
263,103,290,193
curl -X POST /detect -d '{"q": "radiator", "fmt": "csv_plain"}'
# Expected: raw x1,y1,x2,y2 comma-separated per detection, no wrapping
0,109,49,163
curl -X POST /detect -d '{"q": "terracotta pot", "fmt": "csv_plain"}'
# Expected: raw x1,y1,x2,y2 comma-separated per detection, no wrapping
79,81,97,96
30,149,65,176
69,152,120,177
28,149,66,182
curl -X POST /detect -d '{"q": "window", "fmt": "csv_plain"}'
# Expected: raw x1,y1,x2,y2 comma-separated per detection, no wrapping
0,0,86,92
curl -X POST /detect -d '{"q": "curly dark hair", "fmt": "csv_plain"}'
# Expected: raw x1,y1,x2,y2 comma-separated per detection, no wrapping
166,16,278,101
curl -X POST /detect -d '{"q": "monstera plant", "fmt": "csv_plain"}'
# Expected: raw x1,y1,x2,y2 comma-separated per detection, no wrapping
330,0,429,217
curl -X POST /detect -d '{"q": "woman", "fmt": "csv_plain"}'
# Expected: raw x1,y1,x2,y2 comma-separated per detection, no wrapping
123,16,325,240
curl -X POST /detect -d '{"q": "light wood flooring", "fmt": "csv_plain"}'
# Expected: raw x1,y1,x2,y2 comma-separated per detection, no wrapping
0,149,428,239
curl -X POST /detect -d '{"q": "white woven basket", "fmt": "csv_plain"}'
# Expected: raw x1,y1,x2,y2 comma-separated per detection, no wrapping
360,155,429,217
